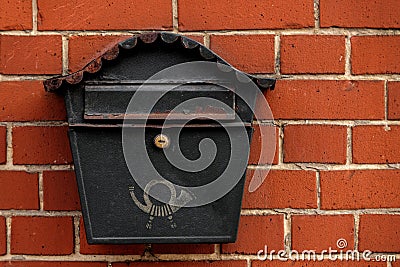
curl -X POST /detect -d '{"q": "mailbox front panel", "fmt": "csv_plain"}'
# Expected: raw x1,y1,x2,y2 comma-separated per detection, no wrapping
70,126,251,243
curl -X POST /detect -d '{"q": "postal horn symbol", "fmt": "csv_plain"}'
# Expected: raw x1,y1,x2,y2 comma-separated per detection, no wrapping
129,180,193,229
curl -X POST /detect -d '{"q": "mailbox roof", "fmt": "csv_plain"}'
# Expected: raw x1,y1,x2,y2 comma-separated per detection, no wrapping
43,32,275,92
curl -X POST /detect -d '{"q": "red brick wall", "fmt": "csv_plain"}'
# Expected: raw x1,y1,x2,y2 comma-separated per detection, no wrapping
0,0,399,266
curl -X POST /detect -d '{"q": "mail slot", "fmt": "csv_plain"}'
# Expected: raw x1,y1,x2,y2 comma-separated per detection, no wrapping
83,82,236,120
44,32,275,244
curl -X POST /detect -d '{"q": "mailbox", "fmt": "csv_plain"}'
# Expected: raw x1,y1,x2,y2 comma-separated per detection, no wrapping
44,32,275,244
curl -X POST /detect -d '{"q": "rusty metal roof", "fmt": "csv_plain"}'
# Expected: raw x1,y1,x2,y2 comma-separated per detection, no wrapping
43,32,276,92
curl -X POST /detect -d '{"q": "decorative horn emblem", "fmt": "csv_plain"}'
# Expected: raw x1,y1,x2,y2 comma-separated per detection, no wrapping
129,180,193,229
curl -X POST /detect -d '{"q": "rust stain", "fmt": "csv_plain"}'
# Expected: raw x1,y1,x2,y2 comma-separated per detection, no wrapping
102,45,119,61
65,71,84,84
86,58,102,73
139,32,158,44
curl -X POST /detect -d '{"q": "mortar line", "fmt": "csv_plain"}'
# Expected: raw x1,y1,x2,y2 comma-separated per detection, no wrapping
345,34,352,76
220,254,253,261
181,32,205,37
62,35,70,75
0,30,152,36
313,0,320,29
346,126,353,165
204,34,211,48
0,117,398,127
0,253,395,262
0,75,59,81
251,162,400,171
384,80,389,121
262,119,400,126
354,213,360,251
0,210,81,217
154,251,220,261
3,162,400,173
2,73,400,82
257,74,400,80
5,123,13,167
240,208,400,216
274,34,281,76
0,254,238,262
316,171,321,209
284,214,292,253
214,244,221,257
38,171,44,211
278,126,284,164
172,0,179,32
11,121,68,126
5,217,11,255
0,255,143,262
247,258,252,267
32,0,38,33
131,252,391,261
74,215,81,254
2,28,400,36
0,165,74,172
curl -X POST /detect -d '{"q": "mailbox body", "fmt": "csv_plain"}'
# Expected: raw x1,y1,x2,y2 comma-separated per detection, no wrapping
45,33,274,244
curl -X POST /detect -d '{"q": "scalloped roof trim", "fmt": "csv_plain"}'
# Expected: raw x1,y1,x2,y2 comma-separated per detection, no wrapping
43,32,275,92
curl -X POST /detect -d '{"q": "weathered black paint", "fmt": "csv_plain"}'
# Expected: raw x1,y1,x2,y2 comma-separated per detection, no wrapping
44,32,275,244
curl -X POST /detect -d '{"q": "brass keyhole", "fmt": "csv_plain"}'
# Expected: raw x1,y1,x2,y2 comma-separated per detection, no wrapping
154,134,170,149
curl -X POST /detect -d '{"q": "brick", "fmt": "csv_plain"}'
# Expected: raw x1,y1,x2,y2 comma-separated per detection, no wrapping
43,171,80,211
79,219,143,255
265,80,385,120
254,91,277,121
243,170,317,209
0,262,107,267
182,35,205,45
352,36,400,74
68,35,130,73
320,0,400,28
0,81,66,121
283,125,347,163
249,125,279,165
37,0,172,30
353,126,400,163
0,217,5,255
13,126,72,165
0,171,39,209
222,215,284,254
113,261,246,267
359,214,400,252
388,81,400,120
292,215,354,252
0,127,5,164
179,0,314,31
0,35,62,75
152,243,214,254
210,35,274,73
0,0,32,30
281,35,345,74
11,216,74,255
321,170,400,209
253,261,385,267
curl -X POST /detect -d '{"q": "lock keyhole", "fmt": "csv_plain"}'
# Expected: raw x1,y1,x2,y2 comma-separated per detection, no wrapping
154,134,170,149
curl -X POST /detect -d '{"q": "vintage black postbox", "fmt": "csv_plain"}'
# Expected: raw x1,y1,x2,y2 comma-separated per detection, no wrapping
44,32,275,244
